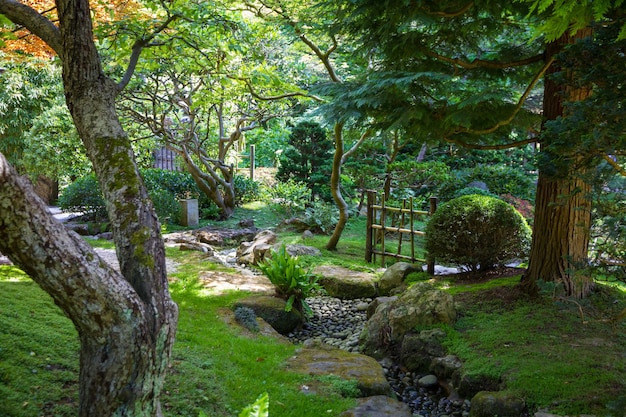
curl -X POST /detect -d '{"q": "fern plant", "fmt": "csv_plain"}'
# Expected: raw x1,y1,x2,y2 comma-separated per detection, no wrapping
257,245,321,318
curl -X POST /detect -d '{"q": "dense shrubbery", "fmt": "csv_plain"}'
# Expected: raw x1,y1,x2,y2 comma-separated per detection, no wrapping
425,194,531,272
263,179,310,217
436,164,536,203
233,175,260,205
58,169,259,223
57,174,107,220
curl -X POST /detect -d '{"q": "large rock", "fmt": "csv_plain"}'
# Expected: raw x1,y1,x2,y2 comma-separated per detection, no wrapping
340,396,412,417
233,295,302,335
429,355,463,379
452,370,501,399
286,342,393,397
313,265,377,299
377,262,423,296
400,328,447,372
469,391,526,417
280,244,322,258
236,230,277,265
360,282,456,358
193,226,259,246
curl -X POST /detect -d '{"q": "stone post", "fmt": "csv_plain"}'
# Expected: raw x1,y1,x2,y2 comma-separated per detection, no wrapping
180,199,199,227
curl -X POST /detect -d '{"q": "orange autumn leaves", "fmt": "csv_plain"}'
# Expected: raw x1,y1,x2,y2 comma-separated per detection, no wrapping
2,0,145,58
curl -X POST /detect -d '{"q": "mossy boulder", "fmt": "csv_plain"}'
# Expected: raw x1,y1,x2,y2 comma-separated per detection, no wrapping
469,391,526,417
400,328,447,372
377,262,423,296
233,295,302,335
360,282,456,358
285,342,393,397
313,265,377,299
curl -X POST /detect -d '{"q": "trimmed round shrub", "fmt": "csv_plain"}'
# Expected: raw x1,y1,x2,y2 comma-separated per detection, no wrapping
425,194,531,272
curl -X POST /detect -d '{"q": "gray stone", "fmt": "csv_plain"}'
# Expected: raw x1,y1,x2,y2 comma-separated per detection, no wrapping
400,329,447,372
314,265,377,299
377,262,423,296
233,295,302,335
285,343,393,398
195,230,224,246
340,396,412,417
236,230,277,265
469,391,525,417
180,198,199,227
417,374,439,388
466,181,489,191
366,296,397,319
178,241,214,255
430,355,463,379
360,283,456,358
280,243,321,257
452,370,501,399
302,230,314,240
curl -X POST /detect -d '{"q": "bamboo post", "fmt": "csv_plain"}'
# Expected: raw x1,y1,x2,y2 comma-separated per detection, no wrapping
249,144,255,180
410,196,415,263
397,199,406,256
427,197,438,274
381,195,386,267
365,190,376,263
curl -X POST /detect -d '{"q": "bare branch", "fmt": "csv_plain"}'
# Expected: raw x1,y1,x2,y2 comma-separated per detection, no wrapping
0,0,63,55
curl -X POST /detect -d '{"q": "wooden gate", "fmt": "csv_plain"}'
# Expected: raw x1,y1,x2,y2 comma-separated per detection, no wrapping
365,190,437,273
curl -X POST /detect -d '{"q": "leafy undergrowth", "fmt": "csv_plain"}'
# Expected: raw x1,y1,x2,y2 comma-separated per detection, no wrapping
446,276,626,416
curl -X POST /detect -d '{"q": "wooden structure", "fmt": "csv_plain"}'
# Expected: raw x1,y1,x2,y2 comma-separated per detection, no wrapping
153,147,181,171
365,190,437,273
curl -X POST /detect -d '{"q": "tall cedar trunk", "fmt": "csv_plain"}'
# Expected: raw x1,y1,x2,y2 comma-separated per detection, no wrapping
326,123,349,250
0,0,178,415
521,28,594,298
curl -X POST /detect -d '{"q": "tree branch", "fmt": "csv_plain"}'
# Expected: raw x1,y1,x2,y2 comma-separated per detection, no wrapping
454,55,555,136
602,154,626,177
426,50,544,70
116,13,180,92
342,128,372,164
424,1,474,18
234,76,323,102
442,136,538,150
0,0,63,55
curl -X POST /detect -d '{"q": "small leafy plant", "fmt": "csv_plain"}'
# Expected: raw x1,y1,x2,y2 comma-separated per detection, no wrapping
257,245,321,318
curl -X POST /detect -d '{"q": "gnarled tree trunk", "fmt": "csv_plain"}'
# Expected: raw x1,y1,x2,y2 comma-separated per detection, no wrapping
326,123,349,251
0,0,178,415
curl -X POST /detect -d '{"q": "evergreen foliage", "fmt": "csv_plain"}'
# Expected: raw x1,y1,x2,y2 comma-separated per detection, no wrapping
276,121,333,201
426,194,532,272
